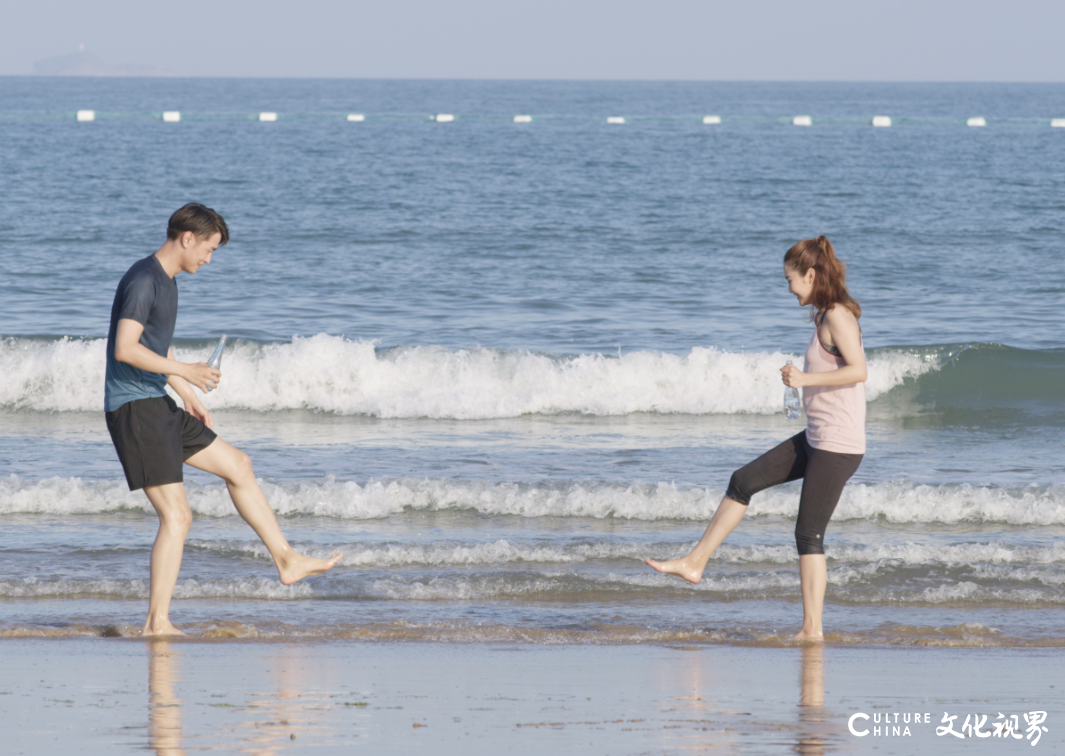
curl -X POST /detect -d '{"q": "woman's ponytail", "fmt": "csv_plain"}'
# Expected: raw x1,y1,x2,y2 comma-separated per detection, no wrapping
784,236,861,320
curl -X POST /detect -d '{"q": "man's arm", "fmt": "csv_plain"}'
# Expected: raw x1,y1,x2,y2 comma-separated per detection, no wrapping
166,347,214,428
114,319,219,427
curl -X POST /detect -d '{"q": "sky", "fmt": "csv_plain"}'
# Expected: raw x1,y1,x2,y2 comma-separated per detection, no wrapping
2,0,1063,81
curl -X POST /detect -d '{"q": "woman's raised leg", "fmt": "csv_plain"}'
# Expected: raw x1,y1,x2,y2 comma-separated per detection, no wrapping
645,496,747,583
646,432,807,584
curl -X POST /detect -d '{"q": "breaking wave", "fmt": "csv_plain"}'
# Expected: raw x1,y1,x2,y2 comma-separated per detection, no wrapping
4,474,1065,524
0,334,945,417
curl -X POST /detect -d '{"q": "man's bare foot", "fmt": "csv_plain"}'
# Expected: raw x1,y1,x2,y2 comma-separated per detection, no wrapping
142,619,185,637
790,629,824,643
279,552,343,585
645,557,703,584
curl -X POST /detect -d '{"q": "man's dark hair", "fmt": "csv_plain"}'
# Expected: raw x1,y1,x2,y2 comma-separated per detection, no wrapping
166,203,229,246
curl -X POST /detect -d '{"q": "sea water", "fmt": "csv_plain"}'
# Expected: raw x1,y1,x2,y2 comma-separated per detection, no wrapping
1,78,1064,644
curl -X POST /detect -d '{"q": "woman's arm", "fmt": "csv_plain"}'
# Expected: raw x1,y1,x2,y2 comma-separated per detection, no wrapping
781,306,868,388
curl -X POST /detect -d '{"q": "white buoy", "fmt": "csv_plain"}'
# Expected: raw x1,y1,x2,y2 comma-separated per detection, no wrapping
513,115,532,123
872,115,891,127
162,111,181,123
702,115,721,125
259,112,278,122
967,117,987,127
434,114,455,122
607,116,626,124
346,114,365,122
1051,118,1065,128
793,115,812,126
76,110,95,122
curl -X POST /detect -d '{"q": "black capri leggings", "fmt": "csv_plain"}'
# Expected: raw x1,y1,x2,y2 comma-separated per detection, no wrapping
725,431,862,556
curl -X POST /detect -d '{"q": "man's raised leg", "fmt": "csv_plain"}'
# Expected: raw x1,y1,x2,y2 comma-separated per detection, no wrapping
142,482,194,636
185,439,341,584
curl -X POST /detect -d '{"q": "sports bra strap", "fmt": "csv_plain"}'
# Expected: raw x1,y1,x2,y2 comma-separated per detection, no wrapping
817,309,861,356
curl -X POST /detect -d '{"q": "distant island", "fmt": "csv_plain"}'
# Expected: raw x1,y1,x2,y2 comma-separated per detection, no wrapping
34,51,175,77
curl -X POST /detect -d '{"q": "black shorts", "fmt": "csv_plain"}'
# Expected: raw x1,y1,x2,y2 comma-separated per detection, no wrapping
725,431,863,556
105,395,217,491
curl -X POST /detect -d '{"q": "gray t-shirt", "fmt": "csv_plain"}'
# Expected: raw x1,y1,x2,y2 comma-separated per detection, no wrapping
104,255,178,412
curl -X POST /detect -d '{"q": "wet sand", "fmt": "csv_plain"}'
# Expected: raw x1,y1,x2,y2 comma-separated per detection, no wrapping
2,639,1062,754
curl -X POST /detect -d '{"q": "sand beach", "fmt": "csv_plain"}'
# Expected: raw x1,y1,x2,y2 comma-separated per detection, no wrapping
2,638,1061,754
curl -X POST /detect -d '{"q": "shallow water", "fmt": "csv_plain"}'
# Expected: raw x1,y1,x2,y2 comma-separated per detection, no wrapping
1,78,1063,644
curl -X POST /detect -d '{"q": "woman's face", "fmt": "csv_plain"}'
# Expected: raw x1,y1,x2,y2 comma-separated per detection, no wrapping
784,264,816,306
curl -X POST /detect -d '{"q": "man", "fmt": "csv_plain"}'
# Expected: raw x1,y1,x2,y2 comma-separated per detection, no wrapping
105,203,340,636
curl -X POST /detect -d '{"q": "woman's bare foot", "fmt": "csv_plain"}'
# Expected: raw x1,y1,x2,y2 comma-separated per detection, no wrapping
790,629,824,643
645,557,703,584
142,619,185,637
278,552,343,585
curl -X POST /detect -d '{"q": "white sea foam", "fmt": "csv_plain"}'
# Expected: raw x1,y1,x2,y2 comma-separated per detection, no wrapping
5,475,1065,525
368,576,567,601
915,582,1051,605
828,482,1065,526
189,538,660,567
0,335,938,417
0,337,108,413
968,563,1065,586
186,538,1065,569
364,569,1065,605
0,576,311,600
369,571,801,601
0,475,152,516
4,568,1059,605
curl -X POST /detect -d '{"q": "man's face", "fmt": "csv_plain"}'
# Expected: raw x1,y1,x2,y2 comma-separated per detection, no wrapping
179,232,222,274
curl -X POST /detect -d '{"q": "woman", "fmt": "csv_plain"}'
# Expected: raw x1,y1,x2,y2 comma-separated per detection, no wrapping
647,236,867,641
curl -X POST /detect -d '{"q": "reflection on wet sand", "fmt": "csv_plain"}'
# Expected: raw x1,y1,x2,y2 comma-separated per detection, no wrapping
795,644,826,755
231,648,337,755
650,649,745,751
146,642,341,755
660,646,835,753
135,641,855,753
148,640,186,756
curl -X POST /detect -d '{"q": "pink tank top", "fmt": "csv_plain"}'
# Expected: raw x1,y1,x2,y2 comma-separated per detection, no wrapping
802,315,866,454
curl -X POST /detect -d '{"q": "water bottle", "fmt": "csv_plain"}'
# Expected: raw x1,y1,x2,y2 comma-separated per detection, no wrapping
783,360,801,420
205,335,226,392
